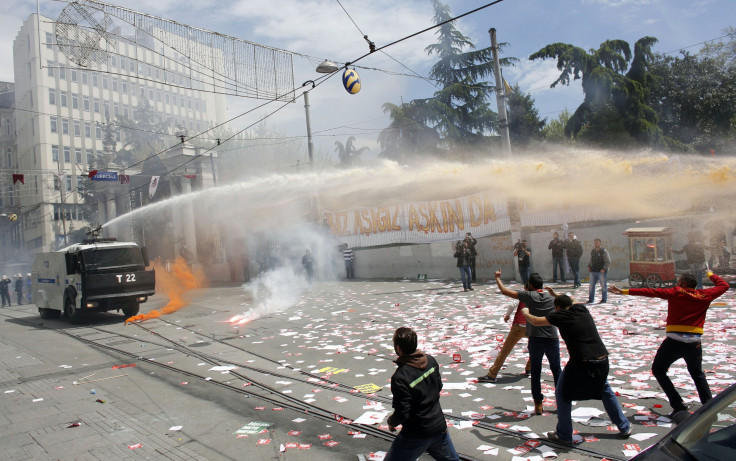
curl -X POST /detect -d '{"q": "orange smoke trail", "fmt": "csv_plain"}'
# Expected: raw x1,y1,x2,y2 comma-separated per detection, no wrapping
125,257,207,324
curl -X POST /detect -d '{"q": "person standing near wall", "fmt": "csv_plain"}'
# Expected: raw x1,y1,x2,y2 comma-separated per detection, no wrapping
342,244,355,279
454,240,473,292
587,238,610,304
565,233,583,288
548,232,566,284
465,233,478,282
514,240,532,285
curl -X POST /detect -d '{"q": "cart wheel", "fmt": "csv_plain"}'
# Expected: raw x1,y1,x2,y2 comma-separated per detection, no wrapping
646,274,662,288
629,273,644,288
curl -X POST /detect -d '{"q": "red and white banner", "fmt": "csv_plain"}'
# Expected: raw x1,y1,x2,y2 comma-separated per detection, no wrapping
323,193,509,247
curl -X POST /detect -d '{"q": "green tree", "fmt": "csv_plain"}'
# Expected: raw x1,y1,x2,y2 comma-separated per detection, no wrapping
379,0,515,158
530,39,632,141
506,84,546,146
334,136,370,166
531,37,667,148
541,109,572,144
648,31,736,154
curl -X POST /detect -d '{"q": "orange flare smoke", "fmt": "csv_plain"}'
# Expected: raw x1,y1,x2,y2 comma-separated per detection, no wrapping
125,257,207,324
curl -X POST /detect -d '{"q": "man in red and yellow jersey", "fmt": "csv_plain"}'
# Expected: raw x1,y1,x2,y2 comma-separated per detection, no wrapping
610,270,729,417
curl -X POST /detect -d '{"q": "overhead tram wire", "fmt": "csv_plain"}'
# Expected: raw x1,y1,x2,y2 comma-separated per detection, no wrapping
334,0,437,88
346,0,506,68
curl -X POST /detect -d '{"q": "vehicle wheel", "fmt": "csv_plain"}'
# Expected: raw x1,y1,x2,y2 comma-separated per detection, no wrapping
122,302,139,318
646,274,662,288
64,297,82,324
628,273,644,288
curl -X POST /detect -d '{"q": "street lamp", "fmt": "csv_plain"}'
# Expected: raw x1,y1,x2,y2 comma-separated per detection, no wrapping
316,60,339,74
302,60,340,168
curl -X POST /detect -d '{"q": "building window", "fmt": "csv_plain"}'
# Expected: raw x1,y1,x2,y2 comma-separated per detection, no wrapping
81,72,88,84
52,145,59,162
50,116,57,133
49,89,56,105
59,67,66,79
71,69,77,82
72,93,78,109
111,56,117,67
84,122,91,137
93,74,98,87
62,118,69,135
165,93,169,104
60,92,67,107
123,107,128,118
47,61,54,77
66,176,72,191
103,103,109,118
83,96,90,111
64,147,70,162
93,100,100,113
45,32,53,49
114,103,119,115
75,148,82,163
73,121,80,137
112,79,118,92
95,125,101,139
86,150,93,164
102,76,108,89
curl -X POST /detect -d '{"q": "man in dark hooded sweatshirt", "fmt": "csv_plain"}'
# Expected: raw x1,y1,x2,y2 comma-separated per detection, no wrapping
386,327,459,461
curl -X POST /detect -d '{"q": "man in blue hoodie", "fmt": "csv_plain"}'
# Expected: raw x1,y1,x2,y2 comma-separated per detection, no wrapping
386,327,459,461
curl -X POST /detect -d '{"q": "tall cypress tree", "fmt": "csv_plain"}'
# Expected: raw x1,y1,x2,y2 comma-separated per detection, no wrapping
379,0,515,158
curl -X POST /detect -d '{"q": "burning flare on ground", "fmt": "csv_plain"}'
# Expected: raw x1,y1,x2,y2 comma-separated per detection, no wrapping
125,257,206,324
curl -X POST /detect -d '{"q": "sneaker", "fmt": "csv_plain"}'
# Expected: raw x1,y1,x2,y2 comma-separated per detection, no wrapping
477,375,496,383
597,300,606,304
619,426,632,439
468,287,475,291
534,401,543,415
545,431,572,445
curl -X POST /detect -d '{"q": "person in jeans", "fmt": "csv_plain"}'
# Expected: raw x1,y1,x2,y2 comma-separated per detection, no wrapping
454,240,473,292
477,285,532,383
548,232,566,283
587,238,610,304
610,270,729,417
385,327,459,461
514,240,531,285
494,270,560,415
673,233,706,289
523,294,632,444
565,233,583,288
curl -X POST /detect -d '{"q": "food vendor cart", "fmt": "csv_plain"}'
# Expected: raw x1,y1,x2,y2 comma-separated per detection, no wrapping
624,227,676,288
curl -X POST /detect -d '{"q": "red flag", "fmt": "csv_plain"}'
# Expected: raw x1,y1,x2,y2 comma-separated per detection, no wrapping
12,174,24,185
88,170,98,178
119,174,130,184
183,174,197,179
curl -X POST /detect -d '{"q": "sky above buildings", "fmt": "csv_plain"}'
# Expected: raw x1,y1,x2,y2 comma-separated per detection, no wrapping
1,0,734,160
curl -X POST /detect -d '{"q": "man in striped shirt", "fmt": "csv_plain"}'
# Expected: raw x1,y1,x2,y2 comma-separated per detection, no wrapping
342,244,355,279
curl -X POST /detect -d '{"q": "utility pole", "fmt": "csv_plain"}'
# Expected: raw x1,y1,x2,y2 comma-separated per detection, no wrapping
489,28,521,281
489,28,512,157
303,90,314,168
58,172,68,246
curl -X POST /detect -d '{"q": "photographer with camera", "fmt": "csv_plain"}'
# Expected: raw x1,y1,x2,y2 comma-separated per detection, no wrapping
454,240,473,292
514,240,531,285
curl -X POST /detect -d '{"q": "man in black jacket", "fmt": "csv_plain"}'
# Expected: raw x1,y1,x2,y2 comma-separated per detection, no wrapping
565,233,584,288
386,327,459,461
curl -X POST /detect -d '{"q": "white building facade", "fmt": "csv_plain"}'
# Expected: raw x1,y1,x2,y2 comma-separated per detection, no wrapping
12,14,226,253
